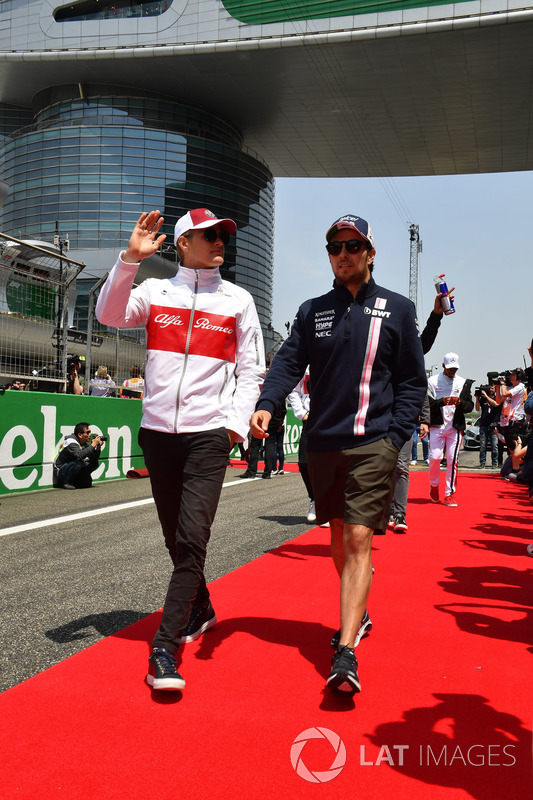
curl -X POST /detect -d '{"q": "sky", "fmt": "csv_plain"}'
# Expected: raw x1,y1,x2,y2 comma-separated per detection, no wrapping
271,171,532,388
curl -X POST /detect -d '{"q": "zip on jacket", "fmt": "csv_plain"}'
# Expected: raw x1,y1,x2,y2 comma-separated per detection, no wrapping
256,277,427,452
96,253,265,442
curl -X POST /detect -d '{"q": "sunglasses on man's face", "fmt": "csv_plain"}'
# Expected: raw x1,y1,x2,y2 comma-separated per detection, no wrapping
325,239,368,256
202,228,230,245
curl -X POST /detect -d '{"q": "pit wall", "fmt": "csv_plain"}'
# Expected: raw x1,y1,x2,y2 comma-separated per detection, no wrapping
0,392,302,495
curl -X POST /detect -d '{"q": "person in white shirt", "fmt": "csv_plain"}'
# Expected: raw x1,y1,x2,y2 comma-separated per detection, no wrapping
427,353,474,507
88,365,116,397
96,208,264,692
495,368,527,454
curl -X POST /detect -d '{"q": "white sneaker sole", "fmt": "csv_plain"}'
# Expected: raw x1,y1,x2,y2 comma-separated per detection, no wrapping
146,673,186,691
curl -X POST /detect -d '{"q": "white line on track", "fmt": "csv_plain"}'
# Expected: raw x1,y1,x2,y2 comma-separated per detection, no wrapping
0,474,268,538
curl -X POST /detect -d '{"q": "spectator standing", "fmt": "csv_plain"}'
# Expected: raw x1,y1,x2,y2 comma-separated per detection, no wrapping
411,425,429,465
495,369,527,454
121,364,145,398
476,385,501,468
66,356,83,395
238,435,263,479
96,208,264,692
288,369,317,521
265,399,286,477
89,365,116,397
389,291,452,532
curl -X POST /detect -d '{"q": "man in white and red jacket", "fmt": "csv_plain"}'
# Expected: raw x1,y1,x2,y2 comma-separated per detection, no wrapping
96,208,265,691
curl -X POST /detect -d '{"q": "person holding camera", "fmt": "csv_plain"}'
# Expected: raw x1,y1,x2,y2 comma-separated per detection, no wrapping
66,356,83,395
89,365,116,397
475,384,501,469
53,422,104,489
495,369,527,454
428,352,474,507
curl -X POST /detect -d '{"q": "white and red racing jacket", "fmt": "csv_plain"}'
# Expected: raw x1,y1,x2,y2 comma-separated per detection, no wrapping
96,254,265,442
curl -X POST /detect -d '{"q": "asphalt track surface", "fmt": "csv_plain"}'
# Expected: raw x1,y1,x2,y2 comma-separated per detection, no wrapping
0,450,481,694
0,466,314,693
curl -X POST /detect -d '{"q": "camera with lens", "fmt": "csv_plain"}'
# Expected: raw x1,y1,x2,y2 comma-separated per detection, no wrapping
93,434,107,443
475,384,491,398
502,368,525,384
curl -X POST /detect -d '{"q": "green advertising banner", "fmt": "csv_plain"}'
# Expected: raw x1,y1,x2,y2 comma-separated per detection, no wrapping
6,276,57,322
0,392,145,495
221,0,471,24
0,392,303,495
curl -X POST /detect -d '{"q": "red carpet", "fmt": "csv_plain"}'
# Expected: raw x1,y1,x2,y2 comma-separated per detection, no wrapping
228,459,300,473
1,472,531,799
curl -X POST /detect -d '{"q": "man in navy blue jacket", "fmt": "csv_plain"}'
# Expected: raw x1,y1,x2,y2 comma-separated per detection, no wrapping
251,214,427,697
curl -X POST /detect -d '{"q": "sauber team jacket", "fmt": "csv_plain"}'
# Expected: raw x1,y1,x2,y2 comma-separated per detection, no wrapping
256,277,427,453
96,254,265,442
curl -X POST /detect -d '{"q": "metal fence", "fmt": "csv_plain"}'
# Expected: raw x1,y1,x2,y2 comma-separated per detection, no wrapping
0,233,145,393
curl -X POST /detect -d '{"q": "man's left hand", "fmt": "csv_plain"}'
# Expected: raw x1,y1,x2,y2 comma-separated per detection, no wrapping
227,429,238,448
433,289,455,315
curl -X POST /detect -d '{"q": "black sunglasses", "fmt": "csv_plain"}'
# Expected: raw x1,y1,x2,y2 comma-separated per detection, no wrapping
203,228,230,245
325,239,368,256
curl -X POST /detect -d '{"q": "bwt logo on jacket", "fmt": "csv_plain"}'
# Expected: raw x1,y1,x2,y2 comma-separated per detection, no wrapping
364,306,391,319
148,305,236,361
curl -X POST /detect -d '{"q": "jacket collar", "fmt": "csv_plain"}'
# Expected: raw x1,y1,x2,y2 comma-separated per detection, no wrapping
173,265,222,288
333,275,377,304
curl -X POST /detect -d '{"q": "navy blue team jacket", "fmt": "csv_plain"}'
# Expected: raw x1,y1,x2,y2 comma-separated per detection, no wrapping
257,277,427,453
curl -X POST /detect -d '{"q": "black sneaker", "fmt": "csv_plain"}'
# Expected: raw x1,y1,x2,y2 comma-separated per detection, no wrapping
180,601,217,643
393,515,408,533
327,645,361,695
147,648,185,691
330,609,372,649
239,471,255,479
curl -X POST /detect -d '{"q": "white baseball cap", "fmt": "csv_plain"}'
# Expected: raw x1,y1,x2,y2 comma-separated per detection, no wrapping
443,352,460,370
174,208,236,245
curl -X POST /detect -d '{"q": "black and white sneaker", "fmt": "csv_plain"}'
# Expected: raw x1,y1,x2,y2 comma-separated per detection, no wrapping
180,601,217,643
327,645,361,695
330,609,372,649
147,648,185,691
393,515,408,533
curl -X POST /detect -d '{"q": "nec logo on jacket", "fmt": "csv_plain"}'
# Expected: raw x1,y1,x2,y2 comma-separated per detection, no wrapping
147,305,236,362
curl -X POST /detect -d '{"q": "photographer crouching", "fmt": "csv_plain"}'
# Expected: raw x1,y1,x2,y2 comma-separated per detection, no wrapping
53,422,106,489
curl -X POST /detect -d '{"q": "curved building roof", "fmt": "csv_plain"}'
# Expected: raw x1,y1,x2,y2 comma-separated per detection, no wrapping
0,0,532,177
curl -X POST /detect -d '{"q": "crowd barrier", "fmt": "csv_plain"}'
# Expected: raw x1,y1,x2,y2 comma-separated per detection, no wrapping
0,391,302,495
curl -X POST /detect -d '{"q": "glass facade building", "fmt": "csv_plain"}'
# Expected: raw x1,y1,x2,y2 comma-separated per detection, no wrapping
0,85,274,334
